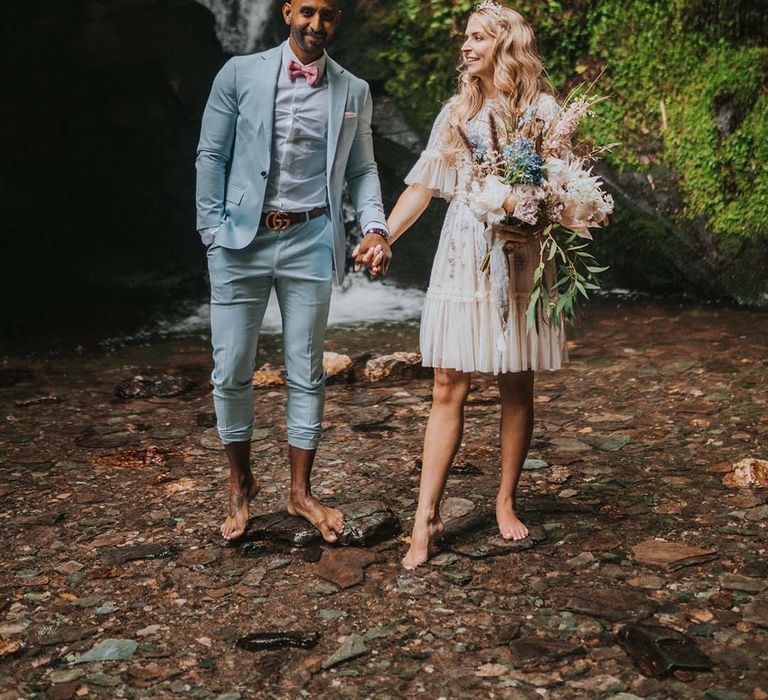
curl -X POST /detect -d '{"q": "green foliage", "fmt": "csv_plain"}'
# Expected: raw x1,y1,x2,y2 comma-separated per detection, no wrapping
367,0,768,297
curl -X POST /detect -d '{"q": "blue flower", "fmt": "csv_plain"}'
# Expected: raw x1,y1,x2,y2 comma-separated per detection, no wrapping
503,137,543,186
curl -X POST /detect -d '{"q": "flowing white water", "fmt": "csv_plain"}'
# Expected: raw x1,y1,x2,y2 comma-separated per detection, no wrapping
161,276,426,336
194,0,274,53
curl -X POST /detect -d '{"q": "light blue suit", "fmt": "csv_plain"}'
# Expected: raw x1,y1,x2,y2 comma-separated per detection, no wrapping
196,44,387,449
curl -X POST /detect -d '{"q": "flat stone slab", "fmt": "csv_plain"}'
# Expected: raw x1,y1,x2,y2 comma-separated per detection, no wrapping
742,593,768,627
244,500,400,548
313,549,377,589
616,623,712,677
73,638,138,664
322,634,368,669
508,637,585,665
632,539,718,571
448,526,547,559
562,588,658,622
100,543,174,566
235,631,320,652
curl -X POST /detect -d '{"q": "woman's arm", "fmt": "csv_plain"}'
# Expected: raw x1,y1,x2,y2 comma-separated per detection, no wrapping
386,183,434,245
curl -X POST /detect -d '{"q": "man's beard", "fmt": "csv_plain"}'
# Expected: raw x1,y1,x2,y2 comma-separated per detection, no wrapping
294,27,328,52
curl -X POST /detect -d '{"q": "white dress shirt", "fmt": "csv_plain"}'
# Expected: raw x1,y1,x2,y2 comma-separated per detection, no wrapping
263,41,329,212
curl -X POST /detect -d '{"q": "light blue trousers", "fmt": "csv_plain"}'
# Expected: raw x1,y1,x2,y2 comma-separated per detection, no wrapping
206,215,333,449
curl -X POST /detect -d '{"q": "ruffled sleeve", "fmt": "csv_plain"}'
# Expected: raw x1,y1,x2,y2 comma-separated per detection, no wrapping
404,99,457,201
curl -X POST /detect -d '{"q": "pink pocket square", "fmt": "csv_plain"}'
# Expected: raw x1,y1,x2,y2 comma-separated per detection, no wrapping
344,111,358,118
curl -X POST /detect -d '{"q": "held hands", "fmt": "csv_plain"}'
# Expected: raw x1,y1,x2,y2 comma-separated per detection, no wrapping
352,232,392,278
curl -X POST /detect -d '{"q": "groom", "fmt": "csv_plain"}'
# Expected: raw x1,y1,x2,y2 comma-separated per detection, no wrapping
196,0,392,542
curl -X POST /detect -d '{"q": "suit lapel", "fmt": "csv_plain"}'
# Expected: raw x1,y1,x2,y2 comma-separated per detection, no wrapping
326,58,349,182
260,44,283,146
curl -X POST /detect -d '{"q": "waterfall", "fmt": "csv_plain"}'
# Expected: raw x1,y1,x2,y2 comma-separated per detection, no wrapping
194,0,276,54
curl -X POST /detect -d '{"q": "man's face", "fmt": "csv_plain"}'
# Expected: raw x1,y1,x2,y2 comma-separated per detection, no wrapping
283,0,341,56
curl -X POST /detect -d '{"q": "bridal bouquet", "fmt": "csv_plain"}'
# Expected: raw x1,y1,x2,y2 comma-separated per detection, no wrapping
460,88,614,330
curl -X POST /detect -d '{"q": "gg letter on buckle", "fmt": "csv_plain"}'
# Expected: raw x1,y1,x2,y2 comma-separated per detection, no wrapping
265,211,291,231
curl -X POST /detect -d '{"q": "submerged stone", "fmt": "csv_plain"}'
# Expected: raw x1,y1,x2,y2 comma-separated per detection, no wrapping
235,631,320,652
562,588,658,622
631,539,717,571
114,374,196,400
448,526,547,559
73,638,138,664
100,543,174,565
616,623,711,677
322,634,368,669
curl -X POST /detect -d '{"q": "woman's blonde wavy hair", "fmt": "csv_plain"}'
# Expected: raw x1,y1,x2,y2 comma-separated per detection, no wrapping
443,5,550,161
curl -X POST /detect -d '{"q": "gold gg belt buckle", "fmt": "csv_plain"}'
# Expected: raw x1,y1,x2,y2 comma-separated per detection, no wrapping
265,210,292,231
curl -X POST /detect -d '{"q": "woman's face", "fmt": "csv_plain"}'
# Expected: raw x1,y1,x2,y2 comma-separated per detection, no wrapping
461,15,495,81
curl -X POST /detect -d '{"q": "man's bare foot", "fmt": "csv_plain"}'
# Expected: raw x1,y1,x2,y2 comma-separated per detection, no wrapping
287,494,345,544
402,511,444,570
221,477,257,541
496,496,529,541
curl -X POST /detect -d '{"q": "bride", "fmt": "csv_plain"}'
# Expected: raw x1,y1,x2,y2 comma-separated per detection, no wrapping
366,1,568,569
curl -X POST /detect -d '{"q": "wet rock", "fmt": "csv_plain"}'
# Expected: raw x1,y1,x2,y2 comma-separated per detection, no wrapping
452,462,484,476
548,437,592,452
448,526,547,559
322,634,368,669
718,573,766,593
0,639,25,660
508,637,585,665
77,430,141,449
73,638,138,664
114,374,196,400
583,434,632,452
523,458,549,470
100,543,174,565
631,539,718,571
442,497,475,521
314,549,377,589
496,622,521,643
616,623,711,677
178,547,220,568
128,662,183,687
351,407,395,432
566,552,596,568
239,543,277,558
252,363,285,388
742,592,768,627
323,352,354,385
34,626,99,647
567,675,625,694
235,631,320,652
745,504,768,521
562,588,658,622
50,669,86,684
300,547,322,563
244,500,399,547
92,446,184,470
335,501,401,546
722,458,768,488
15,394,63,407
363,352,430,382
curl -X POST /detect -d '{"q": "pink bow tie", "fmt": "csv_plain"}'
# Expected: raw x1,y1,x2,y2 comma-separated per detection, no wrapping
287,60,319,87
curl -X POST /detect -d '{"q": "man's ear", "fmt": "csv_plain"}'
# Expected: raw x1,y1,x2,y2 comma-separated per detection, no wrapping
282,2,292,25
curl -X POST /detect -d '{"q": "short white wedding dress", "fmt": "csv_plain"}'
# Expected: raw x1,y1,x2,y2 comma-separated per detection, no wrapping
406,95,568,374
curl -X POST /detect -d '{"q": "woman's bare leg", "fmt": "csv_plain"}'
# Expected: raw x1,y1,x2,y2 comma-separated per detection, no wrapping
402,368,471,569
496,370,535,540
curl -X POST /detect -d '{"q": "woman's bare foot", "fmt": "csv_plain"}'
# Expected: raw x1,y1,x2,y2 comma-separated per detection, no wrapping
221,476,257,541
496,496,529,541
402,511,445,570
287,494,345,544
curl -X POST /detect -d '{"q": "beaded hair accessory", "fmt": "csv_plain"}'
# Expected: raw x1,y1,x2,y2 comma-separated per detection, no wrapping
474,0,505,16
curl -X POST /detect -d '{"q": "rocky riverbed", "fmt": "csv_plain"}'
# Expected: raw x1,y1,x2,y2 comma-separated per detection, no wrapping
1,300,767,699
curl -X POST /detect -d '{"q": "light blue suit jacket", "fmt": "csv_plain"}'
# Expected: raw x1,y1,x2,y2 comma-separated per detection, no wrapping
195,44,387,285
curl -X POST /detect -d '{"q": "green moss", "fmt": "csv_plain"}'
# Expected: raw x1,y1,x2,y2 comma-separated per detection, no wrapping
367,0,768,298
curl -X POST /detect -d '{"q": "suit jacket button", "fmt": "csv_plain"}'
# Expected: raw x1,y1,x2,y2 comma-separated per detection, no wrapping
261,171,267,177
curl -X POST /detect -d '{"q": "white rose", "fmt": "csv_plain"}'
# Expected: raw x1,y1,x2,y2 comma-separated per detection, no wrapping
468,175,510,225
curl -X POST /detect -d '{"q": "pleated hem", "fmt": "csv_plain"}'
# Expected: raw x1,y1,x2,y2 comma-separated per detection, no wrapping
419,292,567,375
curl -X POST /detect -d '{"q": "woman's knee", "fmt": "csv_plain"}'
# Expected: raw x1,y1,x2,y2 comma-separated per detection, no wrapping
432,370,471,406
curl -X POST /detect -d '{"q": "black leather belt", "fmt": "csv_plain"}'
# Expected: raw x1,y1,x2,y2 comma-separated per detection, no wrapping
261,207,327,231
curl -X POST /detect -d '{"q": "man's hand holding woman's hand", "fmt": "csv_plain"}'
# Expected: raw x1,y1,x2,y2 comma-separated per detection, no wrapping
352,232,392,278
